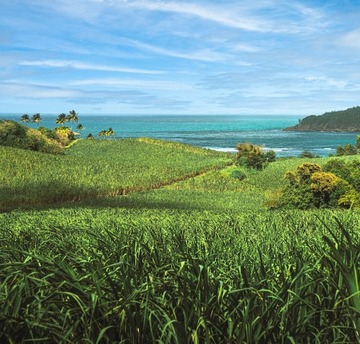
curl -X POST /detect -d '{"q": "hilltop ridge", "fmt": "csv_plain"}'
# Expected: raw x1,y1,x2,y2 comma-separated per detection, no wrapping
284,106,360,132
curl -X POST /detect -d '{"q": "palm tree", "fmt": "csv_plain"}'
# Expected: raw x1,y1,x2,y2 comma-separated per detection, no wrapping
98,130,107,138
106,127,116,139
66,110,79,130
56,113,67,126
20,114,30,124
76,123,84,137
31,113,42,126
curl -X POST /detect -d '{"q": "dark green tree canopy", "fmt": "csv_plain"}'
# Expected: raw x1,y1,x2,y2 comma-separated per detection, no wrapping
285,106,360,132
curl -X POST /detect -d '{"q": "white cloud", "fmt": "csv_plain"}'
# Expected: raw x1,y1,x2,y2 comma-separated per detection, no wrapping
232,43,261,53
304,76,347,89
111,0,272,32
122,38,230,62
19,60,164,74
0,81,79,98
338,30,360,50
70,78,192,90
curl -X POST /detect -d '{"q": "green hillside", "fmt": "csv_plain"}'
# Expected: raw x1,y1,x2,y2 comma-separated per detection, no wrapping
0,138,232,211
285,106,360,132
1,138,360,342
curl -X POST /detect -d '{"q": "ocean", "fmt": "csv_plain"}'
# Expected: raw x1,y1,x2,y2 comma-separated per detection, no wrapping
1,114,358,157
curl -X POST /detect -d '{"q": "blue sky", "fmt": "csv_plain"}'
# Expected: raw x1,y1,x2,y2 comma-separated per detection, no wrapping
1,0,360,115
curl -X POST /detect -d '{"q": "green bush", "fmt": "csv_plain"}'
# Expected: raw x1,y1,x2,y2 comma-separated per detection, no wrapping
236,143,276,170
324,159,360,195
279,162,351,209
299,151,317,158
336,144,357,156
229,169,247,181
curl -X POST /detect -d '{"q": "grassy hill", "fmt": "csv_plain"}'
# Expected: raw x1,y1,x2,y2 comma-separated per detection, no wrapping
1,138,360,342
284,106,360,132
0,138,232,211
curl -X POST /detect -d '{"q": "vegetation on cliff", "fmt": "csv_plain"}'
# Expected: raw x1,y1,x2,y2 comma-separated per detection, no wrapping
285,106,360,132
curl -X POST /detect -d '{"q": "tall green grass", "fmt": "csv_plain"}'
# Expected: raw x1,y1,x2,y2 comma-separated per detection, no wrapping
2,138,360,342
0,208,359,342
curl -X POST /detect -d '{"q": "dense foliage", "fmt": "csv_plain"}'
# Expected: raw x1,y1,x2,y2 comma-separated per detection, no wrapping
336,143,358,156
0,120,64,154
285,106,360,132
279,160,360,209
235,142,276,170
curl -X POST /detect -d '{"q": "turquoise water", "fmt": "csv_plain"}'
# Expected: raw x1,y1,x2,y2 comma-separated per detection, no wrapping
1,114,358,157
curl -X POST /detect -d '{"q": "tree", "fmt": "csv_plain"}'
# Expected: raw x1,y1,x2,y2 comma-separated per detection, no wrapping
336,144,357,156
20,114,30,124
98,128,116,139
76,123,84,137
56,113,68,126
31,113,42,126
280,163,350,209
106,127,116,139
98,130,107,138
66,110,79,130
310,172,347,207
236,142,275,170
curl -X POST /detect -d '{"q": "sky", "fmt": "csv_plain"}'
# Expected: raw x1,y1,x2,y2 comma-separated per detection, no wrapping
1,0,360,116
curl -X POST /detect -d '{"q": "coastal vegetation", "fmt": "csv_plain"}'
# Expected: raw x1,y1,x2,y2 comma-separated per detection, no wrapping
285,106,360,132
236,142,276,170
0,118,360,342
278,160,360,209
335,135,360,156
0,120,64,154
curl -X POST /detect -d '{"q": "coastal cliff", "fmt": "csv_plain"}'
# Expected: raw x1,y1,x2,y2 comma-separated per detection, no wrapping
284,106,360,132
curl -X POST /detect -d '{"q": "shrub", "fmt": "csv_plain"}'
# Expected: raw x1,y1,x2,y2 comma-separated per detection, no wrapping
236,143,276,170
38,126,57,140
324,159,360,192
339,189,360,208
310,171,349,207
299,151,317,158
279,163,350,209
229,169,247,181
336,144,357,156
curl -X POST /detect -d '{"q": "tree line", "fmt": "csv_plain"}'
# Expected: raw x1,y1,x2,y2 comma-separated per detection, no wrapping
20,111,116,139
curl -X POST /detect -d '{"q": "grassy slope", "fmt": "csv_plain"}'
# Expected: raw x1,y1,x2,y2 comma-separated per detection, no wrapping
1,139,360,342
0,138,232,211
1,137,357,213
